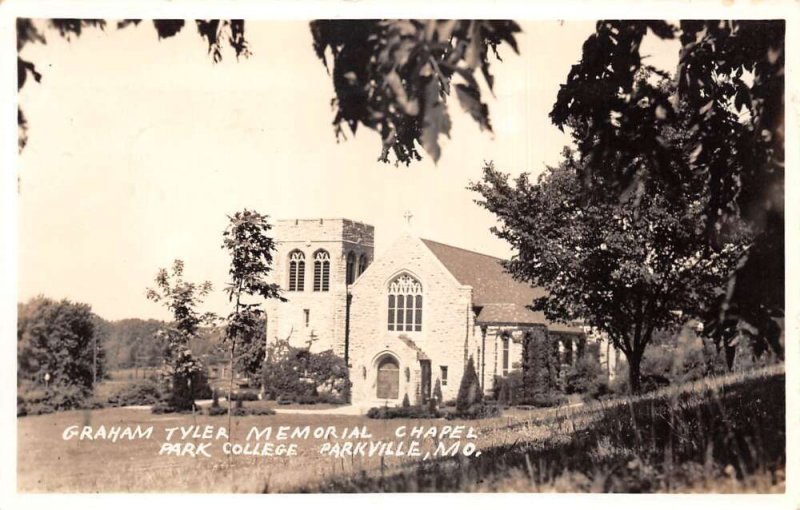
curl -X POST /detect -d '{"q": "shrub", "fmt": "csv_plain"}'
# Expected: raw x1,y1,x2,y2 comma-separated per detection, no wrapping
276,395,294,405
366,405,443,419
493,370,524,405
151,402,176,414
24,402,56,416
231,390,260,402
432,378,443,404
517,391,568,408
456,356,482,412
151,402,202,414
232,406,276,416
446,403,501,420
263,342,351,403
167,367,213,411
564,353,604,395
43,384,91,411
294,395,318,405
207,405,227,416
401,393,411,408
521,329,560,402
107,380,162,406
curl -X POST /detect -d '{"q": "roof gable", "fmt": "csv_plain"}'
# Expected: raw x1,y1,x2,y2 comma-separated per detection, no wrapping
420,239,582,333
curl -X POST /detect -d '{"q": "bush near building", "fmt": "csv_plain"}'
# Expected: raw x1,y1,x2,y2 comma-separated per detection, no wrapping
262,340,351,404
366,405,443,419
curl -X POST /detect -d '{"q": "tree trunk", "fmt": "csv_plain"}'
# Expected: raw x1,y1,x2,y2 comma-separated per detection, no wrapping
724,342,737,372
627,351,643,394
227,339,235,442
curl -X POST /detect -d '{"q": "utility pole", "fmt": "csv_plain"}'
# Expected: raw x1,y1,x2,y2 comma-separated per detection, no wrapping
92,334,97,388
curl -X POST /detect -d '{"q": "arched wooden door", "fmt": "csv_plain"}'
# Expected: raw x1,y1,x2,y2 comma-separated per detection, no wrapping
376,356,399,399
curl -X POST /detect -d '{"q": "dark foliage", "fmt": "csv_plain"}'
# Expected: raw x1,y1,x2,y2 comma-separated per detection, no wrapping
17,384,91,416
432,377,444,404
493,370,524,405
310,20,520,164
233,317,267,386
549,20,785,362
146,259,214,411
563,352,604,396
232,406,276,417
207,404,227,416
367,404,444,420
107,380,163,407
471,155,744,392
17,296,104,410
231,390,260,402
262,340,350,403
455,356,482,412
520,329,560,401
221,210,284,423
168,366,213,410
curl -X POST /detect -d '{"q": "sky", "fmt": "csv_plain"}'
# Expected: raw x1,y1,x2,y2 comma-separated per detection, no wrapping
16,19,679,321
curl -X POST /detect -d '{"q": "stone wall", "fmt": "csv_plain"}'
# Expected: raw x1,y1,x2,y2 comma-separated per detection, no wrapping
348,234,478,404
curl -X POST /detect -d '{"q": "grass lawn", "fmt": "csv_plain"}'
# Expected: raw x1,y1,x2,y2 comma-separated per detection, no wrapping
17,365,785,493
18,405,501,493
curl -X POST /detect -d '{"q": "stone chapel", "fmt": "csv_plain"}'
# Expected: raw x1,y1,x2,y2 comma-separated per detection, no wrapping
264,218,614,406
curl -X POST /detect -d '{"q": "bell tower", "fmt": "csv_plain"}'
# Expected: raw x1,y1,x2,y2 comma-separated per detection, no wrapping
265,218,374,356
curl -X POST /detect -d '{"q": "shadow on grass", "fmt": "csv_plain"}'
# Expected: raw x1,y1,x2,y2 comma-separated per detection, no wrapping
286,367,785,493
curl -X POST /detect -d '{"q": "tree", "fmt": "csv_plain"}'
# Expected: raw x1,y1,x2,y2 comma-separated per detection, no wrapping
221,209,284,429
456,355,482,411
470,156,745,393
18,18,519,165
549,20,785,362
146,259,213,410
17,296,104,408
233,316,266,387
521,329,559,401
310,20,520,165
432,377,443,404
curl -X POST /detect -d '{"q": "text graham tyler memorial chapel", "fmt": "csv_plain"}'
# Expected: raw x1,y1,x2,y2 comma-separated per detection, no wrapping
264,217,614,406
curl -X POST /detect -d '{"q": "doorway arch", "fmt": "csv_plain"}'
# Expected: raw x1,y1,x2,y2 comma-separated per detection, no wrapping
375,354,400,400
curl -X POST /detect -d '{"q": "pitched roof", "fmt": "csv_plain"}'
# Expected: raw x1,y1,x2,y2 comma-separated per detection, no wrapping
421,238,582,333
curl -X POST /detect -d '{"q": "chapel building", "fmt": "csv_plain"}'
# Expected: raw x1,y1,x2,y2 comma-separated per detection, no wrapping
265,218,614,406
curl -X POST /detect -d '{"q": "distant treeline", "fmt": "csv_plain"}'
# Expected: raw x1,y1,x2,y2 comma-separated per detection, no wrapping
95,317,224,370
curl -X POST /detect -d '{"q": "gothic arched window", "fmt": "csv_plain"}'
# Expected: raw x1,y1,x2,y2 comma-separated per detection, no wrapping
387,274,422,332
288,250,305,291
358,254,369,276
313,250,330,292
346,252,356,285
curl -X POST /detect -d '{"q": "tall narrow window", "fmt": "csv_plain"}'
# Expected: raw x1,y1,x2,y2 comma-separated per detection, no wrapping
288,250,305,291
346,252,356,285
387,273,422,331
358,254,369,276
313,250,330,292
440,366,448,386
303,309,310,328
502,335,510,376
